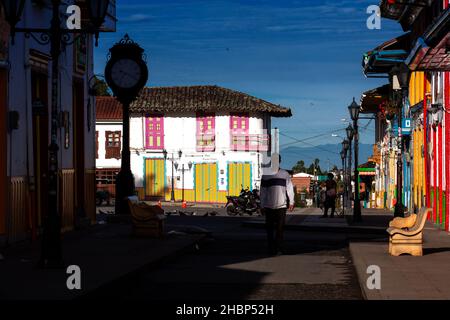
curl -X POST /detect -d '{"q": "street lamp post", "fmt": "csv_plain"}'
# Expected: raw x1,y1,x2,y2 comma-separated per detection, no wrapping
1,0,109,267
163,149,168,200
169,150,182,202
171,154,176,202
348,98,362,222
346,125,354,210
392,63,411,217
179,161,193,202
340,149,346,214
342,139,349,213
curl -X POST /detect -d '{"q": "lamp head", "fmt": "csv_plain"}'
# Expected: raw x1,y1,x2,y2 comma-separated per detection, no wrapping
348,97,360,121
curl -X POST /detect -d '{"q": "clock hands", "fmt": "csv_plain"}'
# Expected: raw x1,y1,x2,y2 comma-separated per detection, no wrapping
117,69,139,86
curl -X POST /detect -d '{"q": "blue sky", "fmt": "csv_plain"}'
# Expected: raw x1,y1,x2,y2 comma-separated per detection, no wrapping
94,0,404,148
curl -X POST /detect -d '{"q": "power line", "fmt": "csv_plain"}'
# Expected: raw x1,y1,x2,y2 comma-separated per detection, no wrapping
279,132,340,155
279,127,347,148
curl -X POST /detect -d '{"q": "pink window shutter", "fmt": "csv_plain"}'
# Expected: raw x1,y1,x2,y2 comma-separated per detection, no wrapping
196,113,215,151
230,113,249,151
146,115,164,149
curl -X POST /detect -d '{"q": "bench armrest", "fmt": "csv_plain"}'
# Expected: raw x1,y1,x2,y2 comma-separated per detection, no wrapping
386,227,421,237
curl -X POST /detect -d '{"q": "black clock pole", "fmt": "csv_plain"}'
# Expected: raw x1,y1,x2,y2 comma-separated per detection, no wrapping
105,34,148,215
115,100,135,215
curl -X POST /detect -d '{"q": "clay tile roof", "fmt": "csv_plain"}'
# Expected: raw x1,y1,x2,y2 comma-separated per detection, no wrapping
96,96,122,120
130,85,292,117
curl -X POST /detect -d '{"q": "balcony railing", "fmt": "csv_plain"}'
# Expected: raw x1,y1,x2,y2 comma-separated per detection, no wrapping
230,134,270,152
196,134,216,152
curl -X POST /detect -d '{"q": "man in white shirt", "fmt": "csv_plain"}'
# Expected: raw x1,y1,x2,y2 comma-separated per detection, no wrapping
260,155,295,256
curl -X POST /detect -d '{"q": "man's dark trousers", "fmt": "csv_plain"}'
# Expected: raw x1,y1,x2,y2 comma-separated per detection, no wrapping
324,197,336,217
265,208,287,254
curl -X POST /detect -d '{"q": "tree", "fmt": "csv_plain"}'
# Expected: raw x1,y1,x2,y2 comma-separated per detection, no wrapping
314,158,320,169
92,76,111,96
292,160,306,173
307,162,322,176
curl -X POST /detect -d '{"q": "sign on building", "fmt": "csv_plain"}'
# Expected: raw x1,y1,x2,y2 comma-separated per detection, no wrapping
402,118,412,135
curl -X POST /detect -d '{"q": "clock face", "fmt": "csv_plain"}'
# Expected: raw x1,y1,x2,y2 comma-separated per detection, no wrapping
110,58,142,89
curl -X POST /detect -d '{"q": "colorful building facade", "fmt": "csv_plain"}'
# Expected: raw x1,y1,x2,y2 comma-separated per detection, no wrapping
362,0,450,230
95,86,291,204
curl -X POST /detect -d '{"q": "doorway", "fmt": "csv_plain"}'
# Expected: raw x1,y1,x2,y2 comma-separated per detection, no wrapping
195,163,218,202
144,158,165,199
31,70,49,227
73,79,85,216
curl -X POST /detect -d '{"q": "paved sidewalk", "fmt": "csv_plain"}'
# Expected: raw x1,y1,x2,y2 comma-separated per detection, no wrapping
0,222,205,300
350,210,450,299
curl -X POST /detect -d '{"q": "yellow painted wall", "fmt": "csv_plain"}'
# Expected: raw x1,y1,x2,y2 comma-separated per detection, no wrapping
389,150,396,208
409,71,431,106
414,128,428,210
164,189,227,204
409,70,428,211
165,189,195,202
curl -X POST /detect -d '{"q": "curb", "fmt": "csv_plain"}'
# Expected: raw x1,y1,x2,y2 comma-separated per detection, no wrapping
348,243,369,300
242,221,387,235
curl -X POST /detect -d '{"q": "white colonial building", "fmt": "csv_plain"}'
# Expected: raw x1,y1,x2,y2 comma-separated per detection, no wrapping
95,86,291,203
0,1,116,244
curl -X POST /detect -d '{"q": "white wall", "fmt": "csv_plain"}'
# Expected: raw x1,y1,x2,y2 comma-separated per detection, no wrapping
7,1,95,178
96,122,122,169
98,112,271,191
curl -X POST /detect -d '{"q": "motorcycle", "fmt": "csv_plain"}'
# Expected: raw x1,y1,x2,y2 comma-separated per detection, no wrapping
225,187,261,216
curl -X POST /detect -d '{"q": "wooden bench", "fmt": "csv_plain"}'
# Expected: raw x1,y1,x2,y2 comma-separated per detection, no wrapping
127,196,166,238
386,207,431,256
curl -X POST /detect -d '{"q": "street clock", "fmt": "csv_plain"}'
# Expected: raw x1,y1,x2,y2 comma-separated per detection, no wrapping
104,34,148,215
105,34,148,104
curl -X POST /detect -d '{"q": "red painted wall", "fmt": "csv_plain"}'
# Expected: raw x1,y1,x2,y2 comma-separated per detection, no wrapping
446,72,450,230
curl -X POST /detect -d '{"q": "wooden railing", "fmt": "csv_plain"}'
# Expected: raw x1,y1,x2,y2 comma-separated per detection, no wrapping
96,168,119,197
196,134,215,152
230,133,270,151
60,169,75,232
9,177,28,242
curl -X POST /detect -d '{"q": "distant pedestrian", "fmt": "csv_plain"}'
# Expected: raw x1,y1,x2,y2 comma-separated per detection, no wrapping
321,173,337,218
318,183,326,210
260,155,295,256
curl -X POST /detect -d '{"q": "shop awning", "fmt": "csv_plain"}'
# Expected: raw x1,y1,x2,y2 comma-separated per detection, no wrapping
360,84,390,114
406,8,450,71
363,33,411,77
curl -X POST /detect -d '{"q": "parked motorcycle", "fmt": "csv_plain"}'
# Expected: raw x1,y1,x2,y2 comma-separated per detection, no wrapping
225,187,261,216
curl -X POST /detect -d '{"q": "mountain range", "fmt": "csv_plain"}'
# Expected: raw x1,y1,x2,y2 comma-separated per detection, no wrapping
280,143,374,172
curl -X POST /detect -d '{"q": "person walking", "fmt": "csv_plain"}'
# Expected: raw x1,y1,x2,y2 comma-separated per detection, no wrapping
318,182,326,211
260,155,295,256
322,173,337,218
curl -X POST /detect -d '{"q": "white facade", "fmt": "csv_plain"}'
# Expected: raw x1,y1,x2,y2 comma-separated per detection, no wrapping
96,121,122,169
0,1,117,243
96,111,277,202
